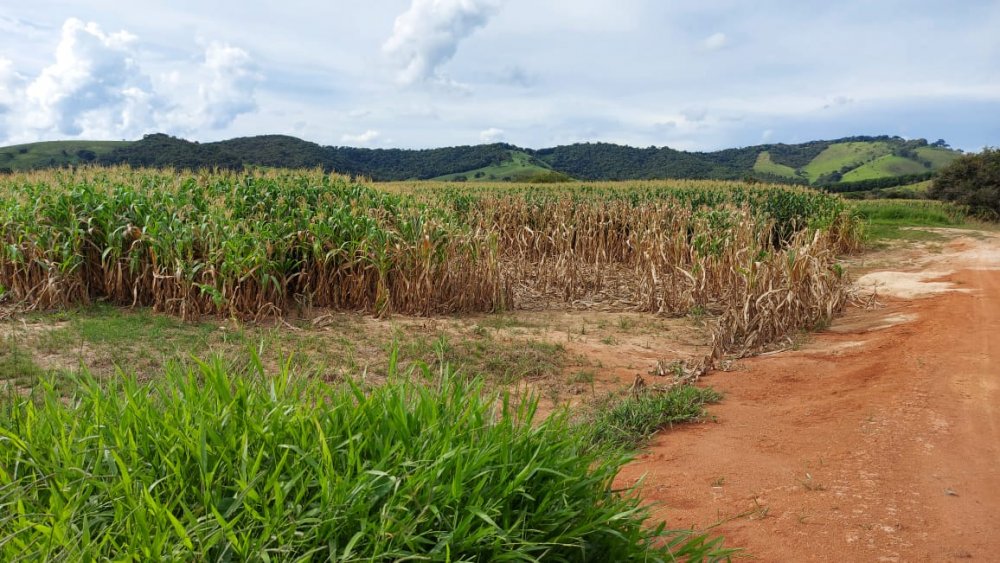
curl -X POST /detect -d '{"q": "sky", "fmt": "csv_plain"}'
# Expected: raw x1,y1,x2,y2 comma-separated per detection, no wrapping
0,1,998,152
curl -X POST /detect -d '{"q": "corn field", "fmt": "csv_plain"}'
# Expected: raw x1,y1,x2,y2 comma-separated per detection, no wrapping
0,168,507,318
0,168,862,354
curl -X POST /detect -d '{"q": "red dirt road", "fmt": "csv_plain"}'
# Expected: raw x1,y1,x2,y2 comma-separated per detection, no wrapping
617,235,1000,561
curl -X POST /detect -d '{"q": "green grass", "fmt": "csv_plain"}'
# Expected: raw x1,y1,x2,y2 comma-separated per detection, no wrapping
852,199,969,242
7,302,576,390
22,304,221,376
801,141,891,183
861,223,949,242
55,304,214,348
433,150,570,182
840,180,934,201
853,199,967,225
0,356,733,561
841,154,928,182
752,151,798,179
914,146,960,169
0,141,129,171
586,386,722,451
883,179,933,198
0,342,48,391
389,331,566,384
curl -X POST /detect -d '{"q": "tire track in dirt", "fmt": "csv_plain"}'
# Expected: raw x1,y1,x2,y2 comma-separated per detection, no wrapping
616,233,1000,561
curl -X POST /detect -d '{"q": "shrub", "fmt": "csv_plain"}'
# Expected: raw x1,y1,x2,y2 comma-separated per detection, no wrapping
928,147,1000,219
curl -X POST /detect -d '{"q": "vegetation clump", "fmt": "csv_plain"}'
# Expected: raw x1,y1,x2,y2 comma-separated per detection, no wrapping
929,147,1000,219
0,357,732,561
586,385,722,450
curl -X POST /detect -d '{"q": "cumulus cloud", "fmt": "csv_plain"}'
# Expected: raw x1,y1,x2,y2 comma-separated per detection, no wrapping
341,129,381,145
19,18,159,138
479,127,504,142
194,43,262,129
383,0,500,85
155,42,262,134
702,32,727,51
0,18,261,143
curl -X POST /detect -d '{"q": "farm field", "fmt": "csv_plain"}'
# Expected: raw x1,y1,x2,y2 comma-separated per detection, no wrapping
0,168,987,559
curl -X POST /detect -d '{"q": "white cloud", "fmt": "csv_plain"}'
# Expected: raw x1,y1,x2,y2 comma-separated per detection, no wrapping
383,0,500,85
479,127,504,142
1,4,999,151
192,43,262,129
0,18,262,143
702,32,727,51
341,129,381,145
19,18,159,138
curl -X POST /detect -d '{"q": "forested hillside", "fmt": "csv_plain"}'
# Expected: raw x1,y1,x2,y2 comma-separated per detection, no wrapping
0,133,961,187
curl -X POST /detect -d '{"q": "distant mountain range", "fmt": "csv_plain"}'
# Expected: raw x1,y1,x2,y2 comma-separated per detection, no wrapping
0,133,961,190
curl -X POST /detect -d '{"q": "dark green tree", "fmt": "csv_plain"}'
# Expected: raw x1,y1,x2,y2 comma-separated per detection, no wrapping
928,147,1000,218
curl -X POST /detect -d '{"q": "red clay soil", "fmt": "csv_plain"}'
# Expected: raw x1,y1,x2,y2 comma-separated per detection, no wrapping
617,246,1000,560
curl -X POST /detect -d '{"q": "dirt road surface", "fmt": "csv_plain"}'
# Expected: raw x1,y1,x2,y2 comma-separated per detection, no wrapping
617,231,1000,561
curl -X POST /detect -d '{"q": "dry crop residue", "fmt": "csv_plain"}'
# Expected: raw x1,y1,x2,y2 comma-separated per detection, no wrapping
616,232,1000,561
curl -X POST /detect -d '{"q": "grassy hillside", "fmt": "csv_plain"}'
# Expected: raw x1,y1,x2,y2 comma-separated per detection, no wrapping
0,135,962,191
841,154,928,182
753,151,799,179
0,140,129,170
840,179,935,200
915,146,960,168
434,150,569,182
800,141,892,183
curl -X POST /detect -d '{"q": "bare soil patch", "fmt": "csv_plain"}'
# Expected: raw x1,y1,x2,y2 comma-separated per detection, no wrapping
616,231,1000,561
0,304,710,417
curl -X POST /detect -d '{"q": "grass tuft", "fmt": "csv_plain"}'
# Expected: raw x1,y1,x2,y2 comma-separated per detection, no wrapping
587,386,722,451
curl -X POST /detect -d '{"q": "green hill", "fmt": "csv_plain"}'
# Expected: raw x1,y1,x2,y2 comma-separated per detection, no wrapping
433,150,570,182
914,146,960,168
752,151,799,179
0,134,962,191
841,154,928,182
800,141,892,183
0,140,129,171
